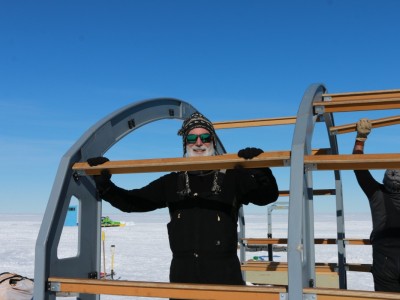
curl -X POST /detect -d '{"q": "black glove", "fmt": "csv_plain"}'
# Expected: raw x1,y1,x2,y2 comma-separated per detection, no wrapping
87,156,110,166
87,157,112,193
238,147,263,159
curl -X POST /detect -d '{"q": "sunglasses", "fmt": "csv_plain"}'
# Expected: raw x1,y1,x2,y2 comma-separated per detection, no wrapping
186,133,212,144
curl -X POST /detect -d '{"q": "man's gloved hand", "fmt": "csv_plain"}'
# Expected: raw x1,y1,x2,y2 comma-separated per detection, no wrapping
238,147,264,159
87,156,110,166
356,118,372,141
87,157,112,192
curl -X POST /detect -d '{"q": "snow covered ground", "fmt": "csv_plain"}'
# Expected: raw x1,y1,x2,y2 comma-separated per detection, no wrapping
0,211,374,299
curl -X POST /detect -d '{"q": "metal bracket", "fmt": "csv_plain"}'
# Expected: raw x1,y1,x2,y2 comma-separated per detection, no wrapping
309,278,315,288
329,129,338,136
72,171,80,182
74,170,86,177
279,293,287,300
48,281,61,292
279,293,317,300
304,163,317,171
56,292,79,297
313,105,325,115
128,118,136,129
316,114,325,122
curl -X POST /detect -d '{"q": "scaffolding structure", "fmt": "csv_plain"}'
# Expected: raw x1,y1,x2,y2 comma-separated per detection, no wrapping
34,84,400,299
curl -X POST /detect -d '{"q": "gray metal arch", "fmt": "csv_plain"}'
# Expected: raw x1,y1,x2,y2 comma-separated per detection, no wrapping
321,107,347,289
287,83,345,299
34,98,227,300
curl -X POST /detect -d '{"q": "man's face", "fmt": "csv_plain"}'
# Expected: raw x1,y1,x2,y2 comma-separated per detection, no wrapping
185,128,215,157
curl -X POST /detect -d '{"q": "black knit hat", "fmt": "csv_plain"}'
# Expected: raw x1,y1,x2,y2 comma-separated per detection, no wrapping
177,112,216,154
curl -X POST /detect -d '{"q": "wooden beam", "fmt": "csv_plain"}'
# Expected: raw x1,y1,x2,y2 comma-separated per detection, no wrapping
73,151,293,175
343,238,371,245
303,287,400,300
313,90,400,113
243,238,370,246
47,277,400,300
243,238,289,245
73,152,400,175
323,89,400,101
329,115,400,135
314,98,400,113
48,277,285,300
212,116,297,129
242,261,371,273
279,189,336,197
304,153,400,170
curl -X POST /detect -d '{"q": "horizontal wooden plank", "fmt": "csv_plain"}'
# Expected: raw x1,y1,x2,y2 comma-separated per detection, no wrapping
303,287,400,300
244,238,288,245
304,153,400,170
74,152,400,175
242,261,371,273
213,116,297,129
323,89,400,101
48,277,285,300
243,238,370,245
316,90,400,113
73,151,295,175
279,189,336,197
343,238,371,245
329,115,400,135
314,98,400,113
47,277,400,300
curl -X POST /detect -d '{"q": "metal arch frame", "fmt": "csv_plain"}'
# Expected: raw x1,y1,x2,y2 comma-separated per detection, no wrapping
321,105,347,289
34,98,229,300
287,84,345,299
34,86,349,300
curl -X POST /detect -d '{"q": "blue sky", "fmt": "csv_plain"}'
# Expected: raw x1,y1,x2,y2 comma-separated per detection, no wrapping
1,0,400,216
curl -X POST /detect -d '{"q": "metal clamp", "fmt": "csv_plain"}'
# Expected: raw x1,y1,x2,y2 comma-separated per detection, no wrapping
48,281,61,292
304,163,317,171
279,293,317,300
283,159,291,166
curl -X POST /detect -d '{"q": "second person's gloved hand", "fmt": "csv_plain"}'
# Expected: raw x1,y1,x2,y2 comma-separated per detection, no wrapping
238,147,264,159
356,118,372,141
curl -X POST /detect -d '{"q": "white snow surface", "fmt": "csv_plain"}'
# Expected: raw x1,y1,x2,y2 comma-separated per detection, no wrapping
0,212,374,299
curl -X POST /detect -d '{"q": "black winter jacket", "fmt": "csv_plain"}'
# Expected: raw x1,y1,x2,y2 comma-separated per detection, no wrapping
354,170,400,255
98,167,279,284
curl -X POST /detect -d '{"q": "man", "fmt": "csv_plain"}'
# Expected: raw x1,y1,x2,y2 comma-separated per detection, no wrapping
88,111,279,285
353,118,400,292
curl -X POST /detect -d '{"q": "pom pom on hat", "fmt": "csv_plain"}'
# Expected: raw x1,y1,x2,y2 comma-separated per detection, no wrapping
383,169,400,193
